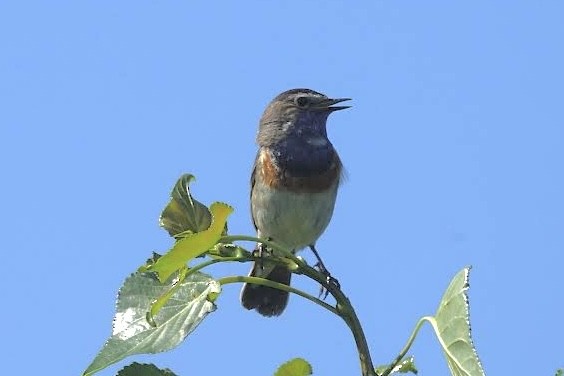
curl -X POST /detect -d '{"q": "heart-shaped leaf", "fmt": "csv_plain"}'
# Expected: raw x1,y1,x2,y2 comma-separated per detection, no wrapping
431,267,485,376
116,362,177,376
83,271,220,376
275,358,313,376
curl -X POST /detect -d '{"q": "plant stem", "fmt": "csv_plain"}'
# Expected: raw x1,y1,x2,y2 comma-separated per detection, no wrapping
296,263,376,376
218,275,338,315
380,317,427,376
218,235,376,376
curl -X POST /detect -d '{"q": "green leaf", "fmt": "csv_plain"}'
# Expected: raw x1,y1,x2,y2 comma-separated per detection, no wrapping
159,174,212,237
147,266,189,326
274,358,312,376
149,202,233,282
116,362,177,376
556,369,564,376
82,271,220,376
375,356,418,375
431,267,485,376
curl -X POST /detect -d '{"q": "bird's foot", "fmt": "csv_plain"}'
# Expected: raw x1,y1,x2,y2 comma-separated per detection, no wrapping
314,261,341,299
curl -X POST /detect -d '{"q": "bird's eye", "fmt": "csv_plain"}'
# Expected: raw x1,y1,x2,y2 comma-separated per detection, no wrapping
295,96,309,107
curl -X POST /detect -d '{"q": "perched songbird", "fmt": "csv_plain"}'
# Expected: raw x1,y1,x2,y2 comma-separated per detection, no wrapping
240,88,350,316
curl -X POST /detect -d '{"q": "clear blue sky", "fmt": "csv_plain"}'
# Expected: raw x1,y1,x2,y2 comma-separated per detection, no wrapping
1,2,562,375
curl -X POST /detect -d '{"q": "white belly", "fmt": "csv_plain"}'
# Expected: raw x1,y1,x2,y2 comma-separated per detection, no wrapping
251,181,339,251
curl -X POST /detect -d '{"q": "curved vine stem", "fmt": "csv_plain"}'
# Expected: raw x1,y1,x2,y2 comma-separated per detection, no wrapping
218,275,338,315
293,258,376,376
379,317,427,376
218,235,376,376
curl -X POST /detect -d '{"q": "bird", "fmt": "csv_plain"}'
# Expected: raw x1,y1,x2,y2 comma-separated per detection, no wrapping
240,88,350,317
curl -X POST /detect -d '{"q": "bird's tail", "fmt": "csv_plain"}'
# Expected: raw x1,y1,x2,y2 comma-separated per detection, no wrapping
240,261,291,317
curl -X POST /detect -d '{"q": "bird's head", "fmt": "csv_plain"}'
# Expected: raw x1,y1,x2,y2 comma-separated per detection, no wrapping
257,88,350,146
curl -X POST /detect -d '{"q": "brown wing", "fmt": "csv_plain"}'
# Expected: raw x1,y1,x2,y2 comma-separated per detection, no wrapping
249,150,260,232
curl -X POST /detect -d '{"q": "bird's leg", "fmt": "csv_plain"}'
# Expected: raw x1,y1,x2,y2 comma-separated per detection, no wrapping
257,242,269,257
309,244,340,299
254,240,273,273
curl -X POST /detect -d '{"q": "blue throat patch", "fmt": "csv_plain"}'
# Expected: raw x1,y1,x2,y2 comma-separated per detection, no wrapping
272,137,335,177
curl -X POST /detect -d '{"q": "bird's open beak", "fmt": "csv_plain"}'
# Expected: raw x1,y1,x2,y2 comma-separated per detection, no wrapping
317,97,352,112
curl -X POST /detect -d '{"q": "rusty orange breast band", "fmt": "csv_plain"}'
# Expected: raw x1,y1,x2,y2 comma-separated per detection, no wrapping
257,148,341,193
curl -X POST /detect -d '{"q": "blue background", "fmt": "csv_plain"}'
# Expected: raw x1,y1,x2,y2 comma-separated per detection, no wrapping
1,1,562,375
